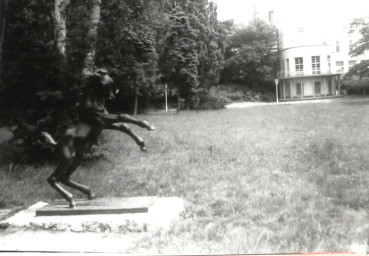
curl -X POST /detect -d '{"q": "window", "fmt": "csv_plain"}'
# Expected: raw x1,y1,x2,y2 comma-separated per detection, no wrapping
336,41,340,52
295,57,304,75
298,27,304,33
327,55,331,70
312,56,321,74
336,61,344,73
286,59,290,76
314,81,321,94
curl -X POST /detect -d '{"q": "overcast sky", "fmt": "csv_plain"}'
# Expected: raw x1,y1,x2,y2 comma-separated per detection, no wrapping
211,0,369,26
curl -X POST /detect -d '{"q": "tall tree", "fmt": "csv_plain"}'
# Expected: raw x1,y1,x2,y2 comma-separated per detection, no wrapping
83,0,101,73
97,0,158,114
350,18,369,57
0,1,69,156
160,6,199,110
0,0,9,89
193,1,225,90
344,18,369,79
221,17,277,88
53,0,70,57
342,18,369,93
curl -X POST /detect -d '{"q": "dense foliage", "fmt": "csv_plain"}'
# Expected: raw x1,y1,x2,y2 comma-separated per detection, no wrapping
343,18,369,93
0,0,277,158
0,0,79,157
221,17,277,89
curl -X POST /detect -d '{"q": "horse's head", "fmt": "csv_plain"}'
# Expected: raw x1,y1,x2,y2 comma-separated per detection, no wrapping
83,68,118,101
95,68,117,101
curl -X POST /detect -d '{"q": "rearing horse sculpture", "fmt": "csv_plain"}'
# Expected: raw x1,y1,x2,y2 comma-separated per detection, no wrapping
42,68,155,208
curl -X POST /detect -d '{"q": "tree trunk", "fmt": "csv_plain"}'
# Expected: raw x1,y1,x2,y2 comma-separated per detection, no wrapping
176,86,181,113
0,0,9,89
53,0,70,56
133,86,138,116
83,0,101,72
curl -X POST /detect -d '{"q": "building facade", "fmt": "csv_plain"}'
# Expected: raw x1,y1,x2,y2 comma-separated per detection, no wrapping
278,45,339,99
272,12,369,100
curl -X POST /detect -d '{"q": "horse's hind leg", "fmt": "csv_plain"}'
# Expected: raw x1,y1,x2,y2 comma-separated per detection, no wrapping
59,155,96,200
106,123,148,152
47,162,77,208
104,113,155,130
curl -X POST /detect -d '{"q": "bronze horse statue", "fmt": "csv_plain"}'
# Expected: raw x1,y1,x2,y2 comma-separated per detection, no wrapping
42,68,155,208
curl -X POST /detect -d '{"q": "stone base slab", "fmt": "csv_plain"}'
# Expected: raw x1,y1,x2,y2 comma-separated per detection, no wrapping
36,196,155,216
0,197,184,233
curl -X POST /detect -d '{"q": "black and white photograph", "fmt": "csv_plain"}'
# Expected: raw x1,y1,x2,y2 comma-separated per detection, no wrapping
1,0,369,254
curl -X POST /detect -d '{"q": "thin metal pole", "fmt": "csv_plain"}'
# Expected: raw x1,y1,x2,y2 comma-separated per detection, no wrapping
165,83,168,112
276,84,279,103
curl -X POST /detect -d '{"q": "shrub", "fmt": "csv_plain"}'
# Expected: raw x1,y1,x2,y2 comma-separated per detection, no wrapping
341,79,369,95
0,142,23,165
199,87,232,110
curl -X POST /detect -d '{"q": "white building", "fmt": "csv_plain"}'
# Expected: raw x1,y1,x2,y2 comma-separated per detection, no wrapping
271,10,369,100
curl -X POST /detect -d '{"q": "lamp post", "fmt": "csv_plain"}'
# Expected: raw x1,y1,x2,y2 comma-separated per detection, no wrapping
164,83,168,112
161,76,168,112
274,78,279,103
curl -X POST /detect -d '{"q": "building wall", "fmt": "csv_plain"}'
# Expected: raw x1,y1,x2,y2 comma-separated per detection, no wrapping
277,18,369,76
281,76,337,99
332,27,369,74
279,45,336,77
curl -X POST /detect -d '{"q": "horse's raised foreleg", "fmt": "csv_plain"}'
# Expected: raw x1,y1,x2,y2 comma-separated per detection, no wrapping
105,123,148,152
59,155,96,201
103,113,155,131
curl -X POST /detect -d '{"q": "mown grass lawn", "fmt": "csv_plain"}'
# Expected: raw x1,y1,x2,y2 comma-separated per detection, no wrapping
2,97,369,253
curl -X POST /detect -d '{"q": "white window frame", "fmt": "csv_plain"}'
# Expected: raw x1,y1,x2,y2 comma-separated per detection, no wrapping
295,57,304,76
312,56,321,74
336,61,344,73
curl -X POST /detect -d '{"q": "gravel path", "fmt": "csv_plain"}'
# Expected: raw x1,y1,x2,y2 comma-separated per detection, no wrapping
225,96,369,109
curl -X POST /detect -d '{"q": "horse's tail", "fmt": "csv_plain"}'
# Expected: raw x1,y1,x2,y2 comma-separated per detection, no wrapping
41,131,58,145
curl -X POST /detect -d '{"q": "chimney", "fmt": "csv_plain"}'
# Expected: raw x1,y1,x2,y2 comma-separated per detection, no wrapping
269,10,274,24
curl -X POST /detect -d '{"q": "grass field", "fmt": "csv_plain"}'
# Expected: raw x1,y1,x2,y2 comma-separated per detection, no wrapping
2,97,369,253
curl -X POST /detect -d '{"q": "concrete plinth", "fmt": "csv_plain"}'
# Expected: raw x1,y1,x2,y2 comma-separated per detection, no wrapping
36,197,155,216
1,197,184,233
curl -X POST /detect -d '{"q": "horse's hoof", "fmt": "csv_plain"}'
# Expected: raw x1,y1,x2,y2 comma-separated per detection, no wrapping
143,121,155,131
88,193,97,200
69,201,77,208
141,146,148,153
